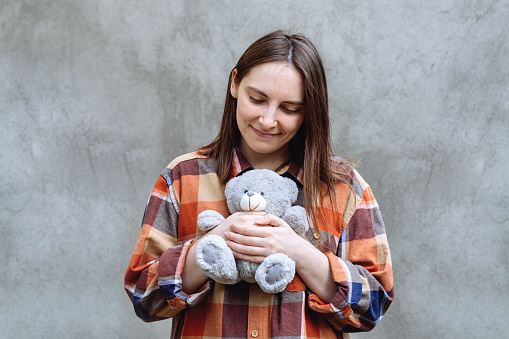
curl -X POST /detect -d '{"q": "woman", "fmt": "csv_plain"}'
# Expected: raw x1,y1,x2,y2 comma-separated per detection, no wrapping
124,30,394,338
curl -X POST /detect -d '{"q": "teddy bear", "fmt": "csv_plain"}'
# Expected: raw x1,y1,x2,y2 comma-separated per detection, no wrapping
195,169,309,294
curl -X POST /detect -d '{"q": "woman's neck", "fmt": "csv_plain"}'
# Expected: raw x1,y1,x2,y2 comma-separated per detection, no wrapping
239,144,290,171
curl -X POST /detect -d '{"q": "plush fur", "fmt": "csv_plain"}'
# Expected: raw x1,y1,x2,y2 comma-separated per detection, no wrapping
195,169,309,293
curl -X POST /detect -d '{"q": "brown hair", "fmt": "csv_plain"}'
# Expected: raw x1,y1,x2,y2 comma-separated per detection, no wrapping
200,30,355,239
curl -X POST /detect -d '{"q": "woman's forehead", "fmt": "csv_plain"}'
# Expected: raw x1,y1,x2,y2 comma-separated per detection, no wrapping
241,62,304,102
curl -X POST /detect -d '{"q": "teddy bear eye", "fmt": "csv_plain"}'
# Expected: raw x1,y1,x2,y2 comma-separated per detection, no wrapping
260,192,265,197
244,190,248,194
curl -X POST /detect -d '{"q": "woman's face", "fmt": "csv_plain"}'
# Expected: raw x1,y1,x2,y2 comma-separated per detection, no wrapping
231,62,305,165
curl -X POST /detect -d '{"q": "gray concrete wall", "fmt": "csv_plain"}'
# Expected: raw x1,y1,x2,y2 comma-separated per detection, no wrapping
1,0,507,338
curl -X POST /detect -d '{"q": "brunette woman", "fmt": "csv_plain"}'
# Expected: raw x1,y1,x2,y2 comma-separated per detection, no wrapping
125,30,394,338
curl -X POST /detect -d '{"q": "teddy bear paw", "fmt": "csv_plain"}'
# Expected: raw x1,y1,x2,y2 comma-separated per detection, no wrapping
196,234,240,285
197,210,226,232
255,253,296,293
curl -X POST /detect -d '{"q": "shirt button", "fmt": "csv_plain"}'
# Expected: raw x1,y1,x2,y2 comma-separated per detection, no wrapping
251,329,259,337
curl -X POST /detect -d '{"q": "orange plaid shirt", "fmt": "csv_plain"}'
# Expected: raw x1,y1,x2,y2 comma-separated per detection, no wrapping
124,149,394,338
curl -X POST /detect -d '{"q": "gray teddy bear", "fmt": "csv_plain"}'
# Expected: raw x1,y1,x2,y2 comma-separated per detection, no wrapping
195,169,309,293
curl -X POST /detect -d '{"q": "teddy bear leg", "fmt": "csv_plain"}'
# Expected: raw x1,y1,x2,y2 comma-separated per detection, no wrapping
196,234,240,285
255,253,296,294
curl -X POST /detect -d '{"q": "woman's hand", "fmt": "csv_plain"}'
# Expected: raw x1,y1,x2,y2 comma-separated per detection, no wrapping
225,213,337,303
224,214,306,263
210,211,267,239
185,212,337,303
181,211,265,294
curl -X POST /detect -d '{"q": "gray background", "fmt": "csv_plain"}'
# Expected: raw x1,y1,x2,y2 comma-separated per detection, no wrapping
1,0,508,338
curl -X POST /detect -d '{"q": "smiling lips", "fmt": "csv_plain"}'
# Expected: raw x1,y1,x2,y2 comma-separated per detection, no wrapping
251,126,281,138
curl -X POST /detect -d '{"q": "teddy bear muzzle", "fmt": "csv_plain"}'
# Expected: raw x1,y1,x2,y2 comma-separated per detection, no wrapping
240,191,267,212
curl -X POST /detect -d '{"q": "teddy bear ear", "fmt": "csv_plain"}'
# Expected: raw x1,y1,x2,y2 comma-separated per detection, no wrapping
283,177,299,203
225,176,238,198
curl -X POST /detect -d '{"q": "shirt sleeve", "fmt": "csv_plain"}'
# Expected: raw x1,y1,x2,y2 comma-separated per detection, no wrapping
124,171,213,322
308,180,394,332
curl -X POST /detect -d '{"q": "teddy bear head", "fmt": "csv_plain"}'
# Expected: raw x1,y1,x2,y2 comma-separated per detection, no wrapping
224,169,300,218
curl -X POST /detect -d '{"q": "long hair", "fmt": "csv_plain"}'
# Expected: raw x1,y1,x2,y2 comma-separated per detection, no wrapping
200,30,355,239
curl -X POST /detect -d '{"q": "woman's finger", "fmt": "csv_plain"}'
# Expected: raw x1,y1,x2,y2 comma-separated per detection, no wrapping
225,227,265,246
228,222,278,239
230,211,267,222
230,251,265,264
255,214,287,227
226,239,266,263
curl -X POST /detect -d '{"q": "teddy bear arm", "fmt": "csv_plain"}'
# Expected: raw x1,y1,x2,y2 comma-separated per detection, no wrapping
197,210,226,232
282,205,309,236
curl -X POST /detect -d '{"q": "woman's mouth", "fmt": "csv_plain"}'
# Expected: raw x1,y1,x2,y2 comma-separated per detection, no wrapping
251,126,280,138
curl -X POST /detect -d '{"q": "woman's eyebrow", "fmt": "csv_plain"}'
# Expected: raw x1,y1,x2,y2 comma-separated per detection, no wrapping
246,86,304,105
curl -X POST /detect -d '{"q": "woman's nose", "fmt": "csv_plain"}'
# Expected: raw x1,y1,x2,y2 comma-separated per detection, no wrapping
259,107,277,128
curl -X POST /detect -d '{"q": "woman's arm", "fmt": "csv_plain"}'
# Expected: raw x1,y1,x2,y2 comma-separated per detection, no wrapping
224,179,394,332
126,166,237,321
181,211,266,294
309,184,394,332
124,174,183,322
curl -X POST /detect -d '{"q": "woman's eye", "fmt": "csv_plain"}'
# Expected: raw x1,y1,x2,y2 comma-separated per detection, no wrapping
283,107,298,113
250,97,263,104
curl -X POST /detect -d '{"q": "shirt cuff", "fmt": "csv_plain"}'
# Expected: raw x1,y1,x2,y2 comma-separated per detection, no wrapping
158,239,213,310
308,252,353,318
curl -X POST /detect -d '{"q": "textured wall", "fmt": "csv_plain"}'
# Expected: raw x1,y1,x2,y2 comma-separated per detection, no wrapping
1,0,508,338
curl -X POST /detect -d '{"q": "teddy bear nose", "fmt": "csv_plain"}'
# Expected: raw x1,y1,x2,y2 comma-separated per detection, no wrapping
246,191,254,197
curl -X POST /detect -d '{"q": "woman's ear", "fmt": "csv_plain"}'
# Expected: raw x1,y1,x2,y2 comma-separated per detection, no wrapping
230,69,238,98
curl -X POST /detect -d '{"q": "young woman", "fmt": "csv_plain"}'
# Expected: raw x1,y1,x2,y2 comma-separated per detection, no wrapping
124,30,394,338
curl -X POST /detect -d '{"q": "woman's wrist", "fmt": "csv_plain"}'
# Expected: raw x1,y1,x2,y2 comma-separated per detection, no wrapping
291,237,325,270
181,239,208,294
292,239,336,303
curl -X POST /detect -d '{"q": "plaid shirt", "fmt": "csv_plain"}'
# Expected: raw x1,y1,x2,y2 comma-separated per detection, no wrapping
124,149,394,338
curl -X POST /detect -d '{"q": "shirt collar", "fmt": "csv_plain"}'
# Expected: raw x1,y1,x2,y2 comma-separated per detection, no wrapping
230,148,303,185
